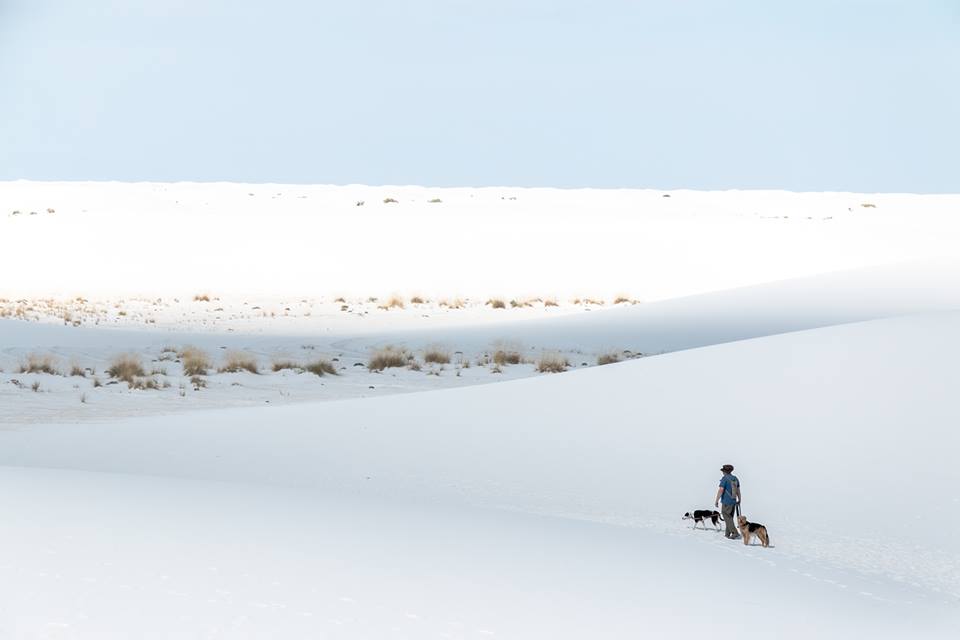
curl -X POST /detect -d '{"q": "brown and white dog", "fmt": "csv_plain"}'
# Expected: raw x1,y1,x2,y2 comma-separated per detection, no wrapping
736,515,770,547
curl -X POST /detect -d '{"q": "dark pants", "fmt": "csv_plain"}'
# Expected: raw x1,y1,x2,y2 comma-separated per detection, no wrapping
722,503,738,537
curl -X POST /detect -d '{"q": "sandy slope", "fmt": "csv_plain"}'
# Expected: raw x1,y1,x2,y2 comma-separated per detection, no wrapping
2,313,957,637
4,260,959,423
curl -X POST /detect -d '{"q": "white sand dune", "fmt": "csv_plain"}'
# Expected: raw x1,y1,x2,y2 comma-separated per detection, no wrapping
2,312,957,637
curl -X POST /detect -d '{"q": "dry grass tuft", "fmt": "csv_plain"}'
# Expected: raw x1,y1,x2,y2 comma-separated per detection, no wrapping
107,353,146,383
510,299,533,308
613,295,631,305
486,298,506,309
423,346,451,364
537,352,569,373
543,298,559,307
193,293,211,302
439,298,466,309
597,352,621,366
378,294,405,310
19,352,59,375
178,346,212,376
190,375,206,389
410,296,426,304
305,359,337,376
493,349,522,366
368,346,410,371
383,197,399,204
219,351,259,374
70,363,86,377
31,380,41,392
860,203,877,208
272,360,301,372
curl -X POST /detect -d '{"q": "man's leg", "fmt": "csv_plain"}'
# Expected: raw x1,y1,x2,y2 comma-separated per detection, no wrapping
722,504,737,537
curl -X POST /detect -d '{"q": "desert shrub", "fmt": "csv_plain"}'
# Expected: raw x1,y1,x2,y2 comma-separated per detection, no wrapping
423,346,450,364
486,298,506,309
333,296,346,303
19,353,59,375
510,299,533,308
190,375,206,389
179,346,211,376
219,351,259,374
129,377,160,390
410,296,426,304
493,349,521,366
537,352,569,373
384,197,398,204
69,363,86,377
193,293,211,302
107,353,146,382
368,346,409,371
613,296,630,305
305,359,337,376
543,298,559,307
272,360,301,372
378,295,405,310
597,352,621,366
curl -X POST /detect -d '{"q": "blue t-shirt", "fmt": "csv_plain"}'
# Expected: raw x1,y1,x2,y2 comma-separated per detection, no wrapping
719,474,740,505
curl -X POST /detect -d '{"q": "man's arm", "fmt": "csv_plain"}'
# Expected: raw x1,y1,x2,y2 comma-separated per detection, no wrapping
714,487,723,508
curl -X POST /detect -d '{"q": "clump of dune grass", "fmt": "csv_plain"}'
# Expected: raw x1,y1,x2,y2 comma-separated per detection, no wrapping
423,346,450,365
486,298,506,309
129,377,160,390
193,293,211,302
543,298,559,307
190,375,206,389
537,352,569,373
19,352,59,375
378,295,405,310
69,363,86,377
305,359,337,376
439,298,466,309
597,352,621,366
428,198,442,203
219,351,259,374
272,360,301,372
861,203,877,208
613,295,631,305
368,346,410,371
31,380,41,392
179,346,211,376
410,295,426,304
493,349,522,366
383,197,399,204
510,299,533,308
92,376,102,388
107,353,146,383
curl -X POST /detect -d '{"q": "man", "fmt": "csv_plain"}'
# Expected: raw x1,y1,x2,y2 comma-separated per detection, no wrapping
715,464,741,539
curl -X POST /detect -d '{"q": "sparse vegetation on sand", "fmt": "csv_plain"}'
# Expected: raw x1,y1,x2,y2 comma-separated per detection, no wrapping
219,351,259,374
193,293,211,302
107,353,146,383
423,346,451,365
537,352,569,373
305,359,337,376
597,352,621,366
368,346,410,371
180,346,212,376
613,295,631,305
439,298,466,309
486,298,506,309
543,298,559,307
383,197,399,204
19,352,59,375
410,296,426,304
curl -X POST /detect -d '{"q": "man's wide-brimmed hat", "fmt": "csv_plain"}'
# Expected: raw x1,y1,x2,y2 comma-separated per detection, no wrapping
720,464,734,472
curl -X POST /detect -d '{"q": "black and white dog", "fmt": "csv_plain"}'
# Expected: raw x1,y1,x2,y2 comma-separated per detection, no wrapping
682,510,723,529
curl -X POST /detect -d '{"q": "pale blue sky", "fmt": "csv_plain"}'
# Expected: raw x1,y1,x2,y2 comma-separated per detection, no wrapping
2,1,958,191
